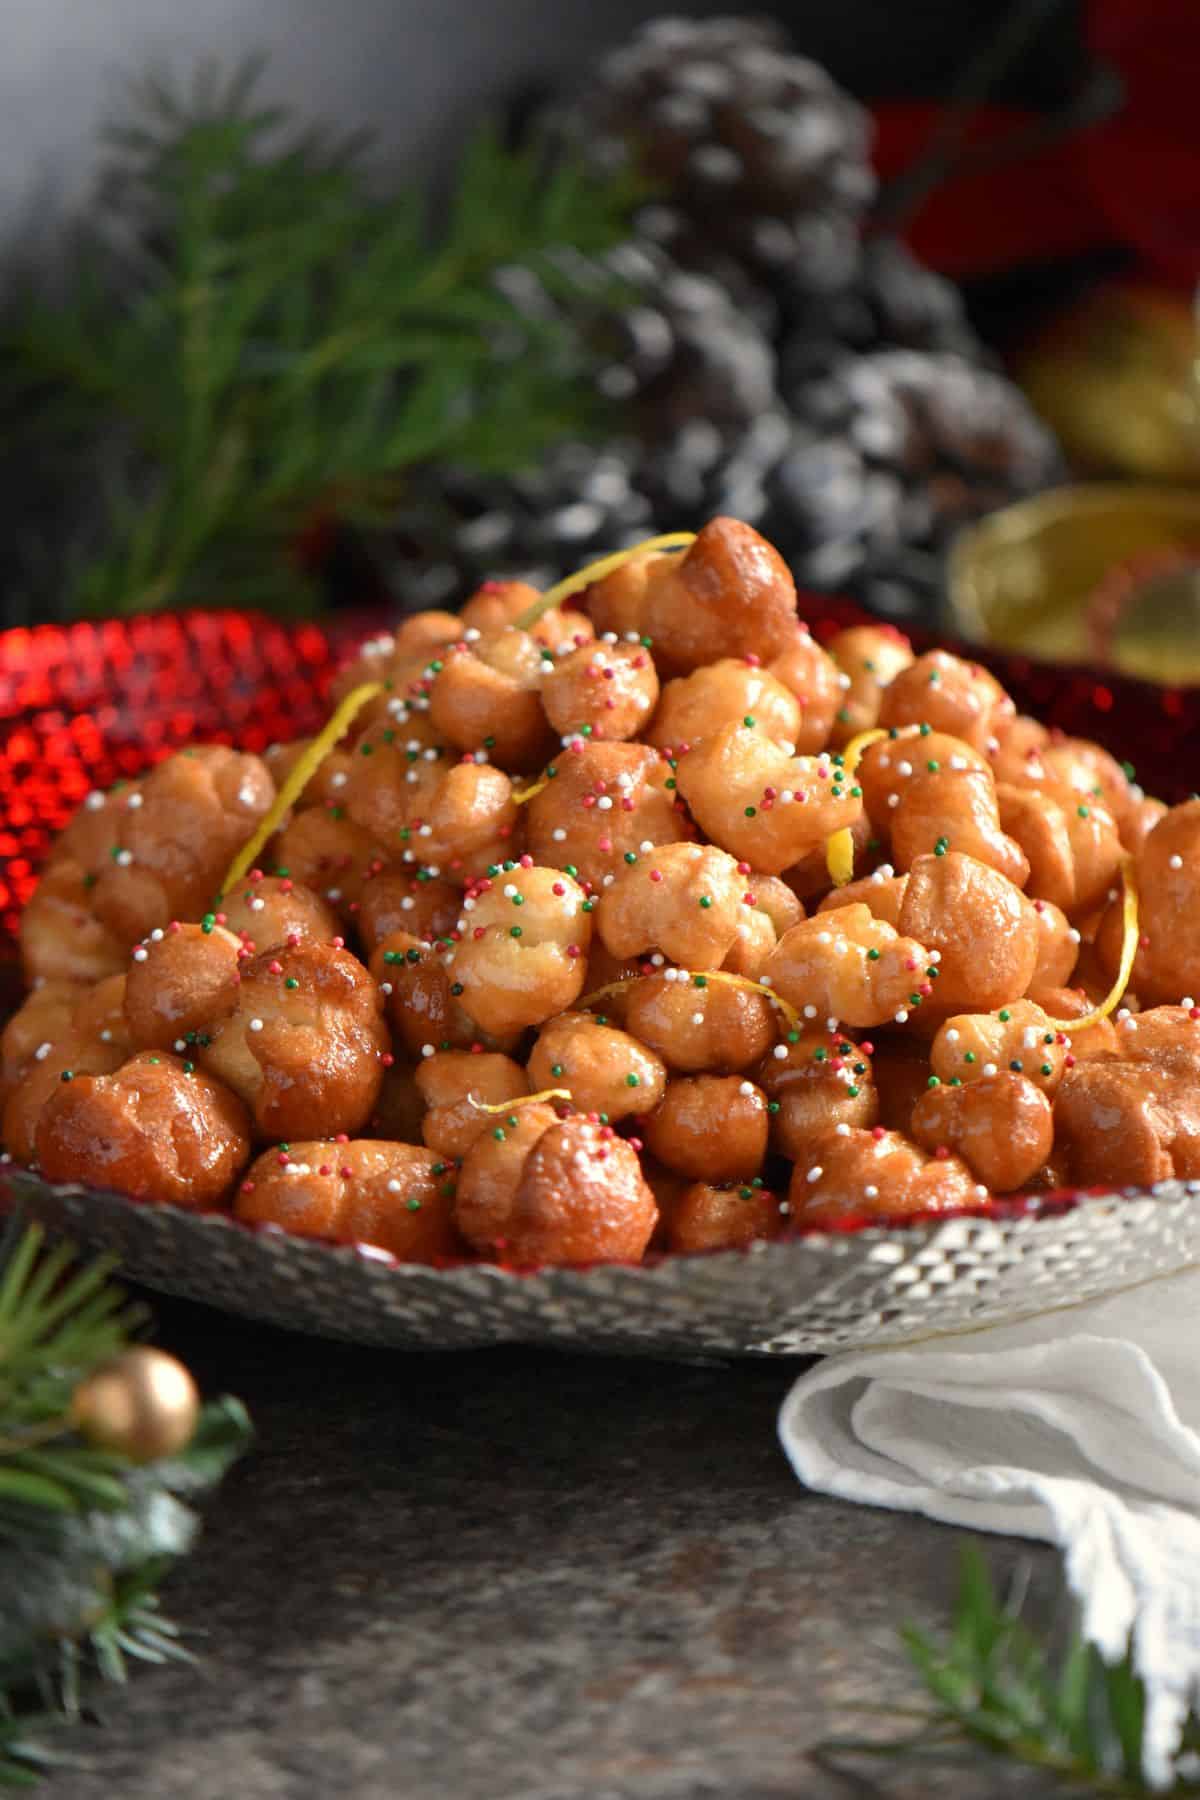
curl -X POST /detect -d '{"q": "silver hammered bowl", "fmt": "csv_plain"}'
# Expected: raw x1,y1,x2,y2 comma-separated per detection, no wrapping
9,1166,1200,1357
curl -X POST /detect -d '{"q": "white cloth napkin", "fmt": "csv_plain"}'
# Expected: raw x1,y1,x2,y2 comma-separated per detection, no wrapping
778,1267,1200,1788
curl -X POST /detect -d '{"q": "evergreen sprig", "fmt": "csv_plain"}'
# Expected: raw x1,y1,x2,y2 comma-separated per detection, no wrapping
0,59,644,620
0,1219,250,1786
821,1542,1200,1795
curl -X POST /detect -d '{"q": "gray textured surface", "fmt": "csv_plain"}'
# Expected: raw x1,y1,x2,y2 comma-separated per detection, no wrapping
46,1298,1063,1799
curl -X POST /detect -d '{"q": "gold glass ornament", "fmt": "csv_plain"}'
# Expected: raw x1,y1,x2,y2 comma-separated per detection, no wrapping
70,1346,200,1463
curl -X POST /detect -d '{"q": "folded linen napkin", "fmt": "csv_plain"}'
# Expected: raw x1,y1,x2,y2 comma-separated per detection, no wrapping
778,1267,1200,1787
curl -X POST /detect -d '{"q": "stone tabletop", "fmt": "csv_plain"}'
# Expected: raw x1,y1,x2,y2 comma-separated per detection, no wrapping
49,1298,1063,1800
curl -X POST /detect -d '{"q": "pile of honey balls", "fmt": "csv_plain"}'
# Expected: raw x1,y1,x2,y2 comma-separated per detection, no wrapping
5,518,1200,1269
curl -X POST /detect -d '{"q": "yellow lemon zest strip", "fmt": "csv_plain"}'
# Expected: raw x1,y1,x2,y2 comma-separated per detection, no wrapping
1044,854,1139,1033
513,775,550,805
514,532,696,631
218,680,383,897
469,1088,573,1112
825,727,889,888
579,969,802,1036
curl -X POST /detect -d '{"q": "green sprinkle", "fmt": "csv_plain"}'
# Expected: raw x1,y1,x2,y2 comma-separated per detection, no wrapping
550,1064,564,1077
919,723,931,737
625,1073,640,1088
511,893,524,905
484,737,496,749
744,805,757,817
201,912,216,934
786,1031,799,1045
284,976,299,989
640,635,653,648
964,1051,977,1064
450,982,463,996
580,724,593,737
546,765,558,778
1122,761,1136,781
698,895,712,909
492,1127,506,1141
581,899,595,913
814,1047,827,1062
743,716,756,729
738,1186,753,1199
836,707,851,723
406,948,421,965
148,1056,161,1065
406,1198,422,1212
509,925,522,938
506,1115,519,1128
665,778,677,790
867,948,881,961
1009,1059,1023,1071
927,1075,941,1088
564,865,578,878
949,1077,962,1087
598,1113,609,1124
767,1101,780,1114
182,1061,195,1075
847,1084,859,1098
926,759,940,773
624,852,637,864
502,860,515,872
360,742,374,756
1040,1063,1053,1076
60,1069,74,1082
999,1009,1011,1022
1077,804,1090,818
850,786,862,798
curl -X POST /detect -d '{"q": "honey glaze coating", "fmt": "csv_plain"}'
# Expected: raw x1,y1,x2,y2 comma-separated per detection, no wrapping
911,1071,1054,1193
455,1104,657,1265
666,1180,787,1254
236,1139,462,1261
788,1127,981,1227
527,1011,666,1118
642,1074,769,1181
37,1051,251,1209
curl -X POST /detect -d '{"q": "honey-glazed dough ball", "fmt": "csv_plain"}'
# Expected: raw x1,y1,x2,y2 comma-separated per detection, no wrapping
0,980,81,1109
642,1074,768,1182
343,726,519,887
586,518,798,676
270,806,388,917
237,1139,462,1261
911,1072,1053,1193
878,650,1015,752
19,859,127,987
354,869,461,954
784,812,877,901
857,729,989,832
458,581,593,651
930,1000,1068,1095
216,874,340,954
1039,737,1136,828
767,623,842,752
1104,800,1200,1006
788,1127,982,1226
1122,794,1167,856
455,1104,657,1266
756,1028,878,1160
414,1050,529,1160
986,713,1050,786
200,942,388,1142
3,1029,126,1165
762,905,932,1030
996,783,1122,918
596,842,747,970
332,616,461,709
747,873,804,939
427,630,557,772
448,865,591,1035
36,1051,250,1209
824,624,914,743
80,748,275,945
123,921,242,1052
674,724,861,874
527,1011,666,1118
623,969,776,1073
720,903,777,979
541,639,659,743
263,740,354,811
1029,897,1079,991
646,658,800,753
667,1181,787,1254
898,853,1039,1016
817,866,907,930
1053,1018,1200,1188
890,766,1029,887
524,741,689,892
369,930,521,1058
1023,985,1119,1062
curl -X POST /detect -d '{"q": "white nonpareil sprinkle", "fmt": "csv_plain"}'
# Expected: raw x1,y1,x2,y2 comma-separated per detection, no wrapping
650,952,664,966
330,771,348,789
898,761,913,778
602,873,615,887
422,747,438,762
463,627,481,643
1022,1027,1041,1048
759,974,773,987
131,946,148,962
826,1017,839,1032
405,770,420,785
421,1044,435,1058
780,790,795,805
816,931,832,945
115,849,133,866
387,1179,403,1193
982,1062,997,1077
639,840,653,853
601,631,618,645
945,1028,960,1043
864,1184,879,1200
249,1018,264,1032
249,896,266,912
1184,997,1197,1011
85,792,105,810
777,741,795,758
772,1044,788,1060
1170,855,1184,870
738,1080,754,1096
887,793,900,809
401,896,416,911
833,940,848,956
552,828,567,842
127,792,144,809
837,672,851,690
503,883,518,898
1117,1007,1131,1022
949,755,967,771
928,949,941,963
596,796,613,811
974,1185,989,1200
803,1004,817,1019
174,1039,186,1052
691,1012,704,1026
807,1165,823,1182
99,1028,112,1042
835,1122,851,1137
894,1009,909,1023
1068,928,1081,944
623,631,640,644
379,982,393,996
33,1041,52,1061
326,888,342,902
149,927,164,941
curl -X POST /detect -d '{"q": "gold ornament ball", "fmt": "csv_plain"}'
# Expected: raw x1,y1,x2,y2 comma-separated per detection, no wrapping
70,1347,201,1463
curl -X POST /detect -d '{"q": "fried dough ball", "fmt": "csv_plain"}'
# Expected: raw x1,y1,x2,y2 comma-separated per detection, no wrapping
342,724,519,883
0,981,81,1108
788,1127,981,1226
263,740,354,810
1122,794,1167,855
929,1000,1067,1096
1039,737,1135,828
1053,1016,1200,1187
996,783,1122,918
541,638,659,743
912,1072,1053,1193
458,579,541,636
270,806,387,917
898,853,1038,1016
642,1075,768,1181
756,1028,878,1160
1025,985,1119,1062
646,658,800,752
818,866,907,930
1029,897,1078,990
824,624,914,742
527,1011,666,1118
369,931,520,1058
675,724,861,874
878,650,1015,752
77,748,275,945
200,942,388,1141
448,864,591,1035
36,1051,250,1208
1103,800,1200,1006
524,741,689,891
767,623,842,752
413,1050,528,1160
66,974,131,1053
123,921,242,1052
428,630,556,771
762,905,931,1030
354,869,461,954
666,1181,787,1254
748,873,804,938
857,730,989,829
19,859,127,986
455,1104,657,1266
332,618,461,712
720,902,777,978
587,519,798,676
891,766,1029,887
986,713,1049,786
368,1062,427,1142
216,873,340,955
236,1139,461,1261
623,970,776,1072
3,1029,126,1164
596,842,747,969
